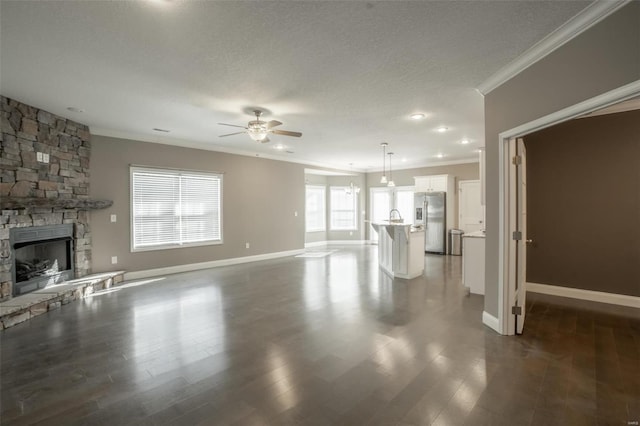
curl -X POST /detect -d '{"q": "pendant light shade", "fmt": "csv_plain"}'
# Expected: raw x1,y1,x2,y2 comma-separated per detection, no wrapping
380,142,388,184
387,152,395,187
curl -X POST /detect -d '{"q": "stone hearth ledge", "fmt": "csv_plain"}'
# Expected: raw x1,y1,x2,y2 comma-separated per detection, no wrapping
0,271,125,329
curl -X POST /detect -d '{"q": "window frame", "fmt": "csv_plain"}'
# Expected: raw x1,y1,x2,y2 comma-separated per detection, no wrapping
329,186,358,231
305,185,327,233
130,166,223,252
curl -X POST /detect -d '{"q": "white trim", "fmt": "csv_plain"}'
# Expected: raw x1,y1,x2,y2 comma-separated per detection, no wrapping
124,248,304,281
496,80,640,336
527,282,640,309
304,240,371,248
367,157,479,173
482,311,500,333
501,81,640,140
477,1,629,95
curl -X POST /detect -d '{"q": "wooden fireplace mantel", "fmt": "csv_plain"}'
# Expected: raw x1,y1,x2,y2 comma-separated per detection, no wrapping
1,197,113,210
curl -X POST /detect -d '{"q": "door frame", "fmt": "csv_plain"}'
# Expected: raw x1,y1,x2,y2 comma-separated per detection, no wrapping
496,80,640,336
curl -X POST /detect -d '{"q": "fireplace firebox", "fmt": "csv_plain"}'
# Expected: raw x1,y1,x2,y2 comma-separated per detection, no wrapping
10,224,75,296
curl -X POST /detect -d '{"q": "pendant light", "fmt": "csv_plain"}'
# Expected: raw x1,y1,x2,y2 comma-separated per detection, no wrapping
380,142,388,184
345,163,361,195
387,152,396,186
387,152,395,187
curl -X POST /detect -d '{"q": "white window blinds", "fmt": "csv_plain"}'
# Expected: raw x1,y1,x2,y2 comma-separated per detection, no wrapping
131,167,222,251
330,186,357,230
306,185,326,232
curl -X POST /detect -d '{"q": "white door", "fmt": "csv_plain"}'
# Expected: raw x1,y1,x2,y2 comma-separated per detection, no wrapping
516,138,527,334
370,188,391,242
508,138,528,335
458,180,483,233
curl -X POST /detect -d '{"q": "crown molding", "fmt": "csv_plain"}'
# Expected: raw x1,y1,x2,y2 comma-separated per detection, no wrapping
477,0,630,95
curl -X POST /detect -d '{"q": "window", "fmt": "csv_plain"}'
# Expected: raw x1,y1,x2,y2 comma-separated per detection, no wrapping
369,188,391,242
395,187,415,224
131,166,222,251
305,185,326,232
330,186,357,230
368,186,414,242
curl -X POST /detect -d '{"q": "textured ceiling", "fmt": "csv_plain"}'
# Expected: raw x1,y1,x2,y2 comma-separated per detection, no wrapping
1,1,591,171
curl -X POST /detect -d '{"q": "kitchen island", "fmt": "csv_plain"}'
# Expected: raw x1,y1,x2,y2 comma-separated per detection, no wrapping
370,222,425,279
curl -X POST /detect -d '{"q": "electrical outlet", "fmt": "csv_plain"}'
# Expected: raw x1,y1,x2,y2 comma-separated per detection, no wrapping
110,214,117,223
37,152,43,162
349,231,353,236
111,256,118,264
245,242,250,249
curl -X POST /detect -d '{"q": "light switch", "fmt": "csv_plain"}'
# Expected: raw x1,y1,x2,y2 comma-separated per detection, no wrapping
43,153,50,163
37,152,43,162
110,214,117,223
294,211,298,217
111,256,118,264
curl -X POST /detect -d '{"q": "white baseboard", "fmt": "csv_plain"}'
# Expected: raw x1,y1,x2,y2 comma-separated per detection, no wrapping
527,282,640,309
304,240,372,248
124,248,305,281
482,311,500,333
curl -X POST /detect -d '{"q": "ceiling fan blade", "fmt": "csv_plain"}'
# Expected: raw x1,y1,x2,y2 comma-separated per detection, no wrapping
267,120,282,129
219,131,246,137
260,136,271,144
218,123,247,129
272,129,302,137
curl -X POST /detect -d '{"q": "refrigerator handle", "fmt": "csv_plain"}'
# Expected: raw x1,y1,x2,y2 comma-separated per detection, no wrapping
424,201,428,227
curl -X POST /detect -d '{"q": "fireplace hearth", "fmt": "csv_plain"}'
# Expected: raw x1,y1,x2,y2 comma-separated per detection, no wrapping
10,224,75,297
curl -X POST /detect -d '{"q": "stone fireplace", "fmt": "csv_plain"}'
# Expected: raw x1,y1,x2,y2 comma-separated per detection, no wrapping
1,96,110,301
10,224,75,296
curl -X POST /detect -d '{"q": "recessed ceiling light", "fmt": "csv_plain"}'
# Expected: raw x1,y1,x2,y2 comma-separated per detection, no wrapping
461,139,470,145
436,126,448,133
152,128,170,133
402,157,407,162
410,113,425,120
274,144,285,151
436,153,444,158
66,107,84,113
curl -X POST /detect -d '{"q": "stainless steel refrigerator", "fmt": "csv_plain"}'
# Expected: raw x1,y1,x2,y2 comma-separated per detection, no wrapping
414,192,446,254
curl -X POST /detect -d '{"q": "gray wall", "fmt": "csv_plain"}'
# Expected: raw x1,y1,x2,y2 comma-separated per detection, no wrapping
524,110,640,296
90,135,306,274
366,162,479,189
484,3,640,317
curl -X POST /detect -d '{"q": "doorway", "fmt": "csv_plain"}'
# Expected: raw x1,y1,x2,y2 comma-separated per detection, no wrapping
497,80,640,336
458,180,483,233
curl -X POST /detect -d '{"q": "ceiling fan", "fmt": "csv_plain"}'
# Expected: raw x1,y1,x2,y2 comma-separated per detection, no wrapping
218,110,302,143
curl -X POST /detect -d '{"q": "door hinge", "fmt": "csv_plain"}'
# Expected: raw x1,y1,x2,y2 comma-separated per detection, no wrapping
512,155,522,165
512,306,522,315
512,231,522,241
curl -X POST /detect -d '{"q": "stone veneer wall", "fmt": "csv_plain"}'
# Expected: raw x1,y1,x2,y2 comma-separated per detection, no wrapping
0,96,92,301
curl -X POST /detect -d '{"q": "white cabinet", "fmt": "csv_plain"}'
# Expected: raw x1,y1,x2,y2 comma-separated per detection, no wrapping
414,175,448,192
462,233,485,295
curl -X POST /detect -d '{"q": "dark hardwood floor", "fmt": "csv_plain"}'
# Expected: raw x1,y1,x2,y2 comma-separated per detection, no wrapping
1,246,638,425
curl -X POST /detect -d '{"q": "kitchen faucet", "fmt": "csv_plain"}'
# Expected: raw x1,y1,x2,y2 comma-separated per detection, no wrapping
389,209,403,223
